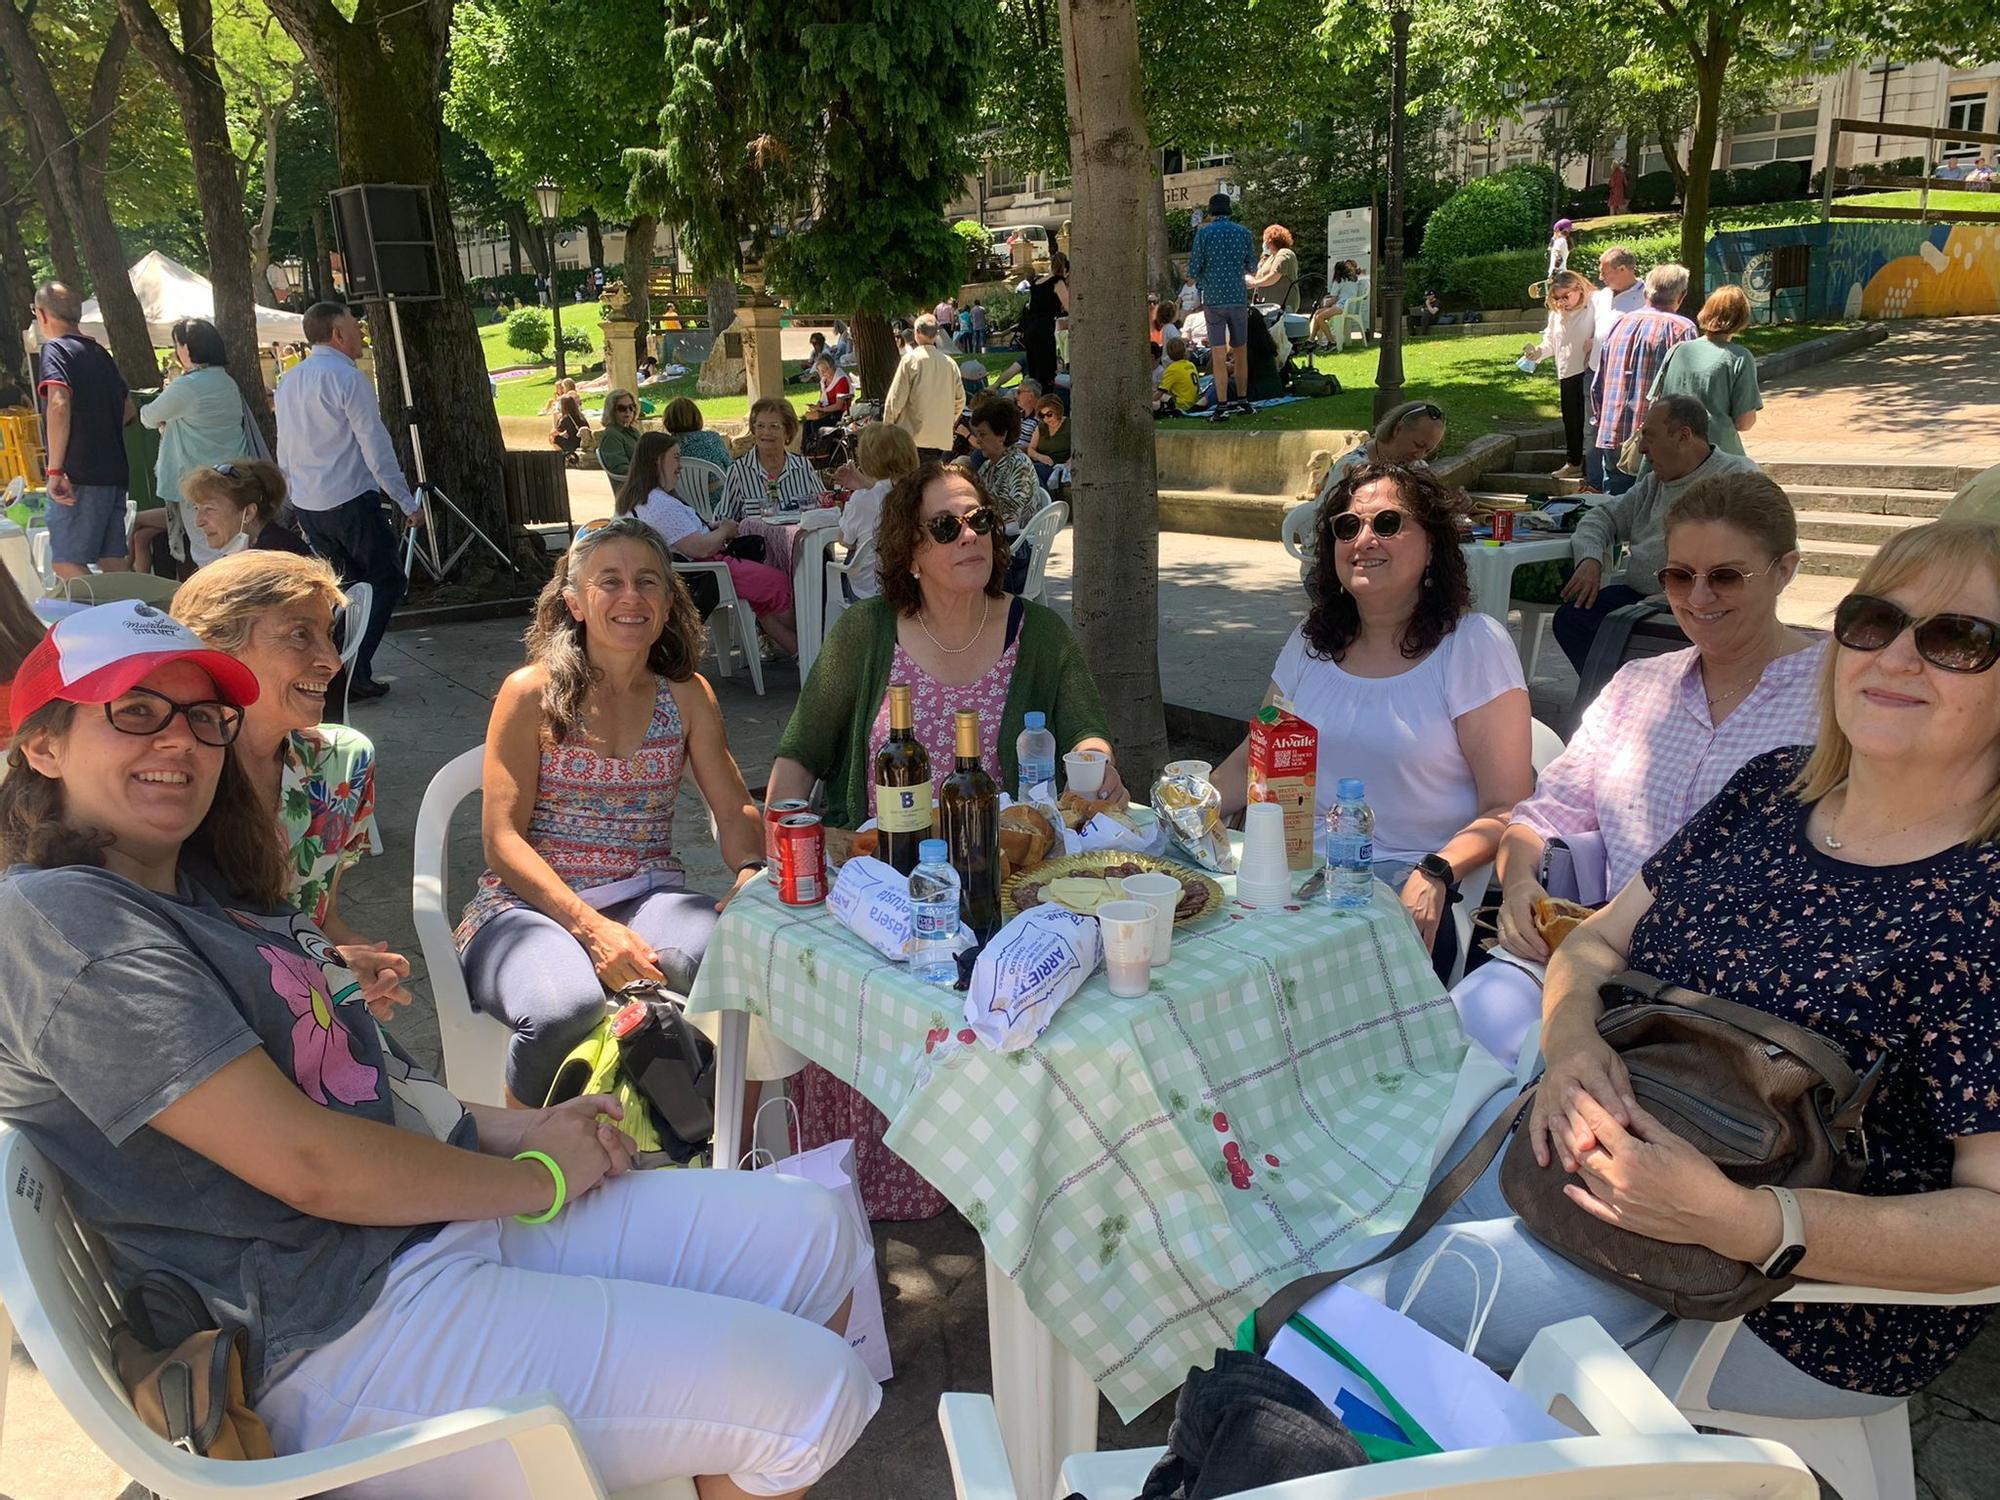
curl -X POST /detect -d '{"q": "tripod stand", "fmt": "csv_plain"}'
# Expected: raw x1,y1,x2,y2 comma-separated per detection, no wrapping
383,298,519,582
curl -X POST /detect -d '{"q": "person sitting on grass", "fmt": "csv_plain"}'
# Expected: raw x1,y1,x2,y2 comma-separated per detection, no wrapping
619,432,799,656
550,389,590,463
1155,336,1199,416
662,395,733,473
0,599,878,1498
173,552,408,1019
596,387,645,480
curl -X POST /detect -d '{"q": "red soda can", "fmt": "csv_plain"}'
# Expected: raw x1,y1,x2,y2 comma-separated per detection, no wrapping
765,798,812,862
1492,508,1515,542
776,813,827,905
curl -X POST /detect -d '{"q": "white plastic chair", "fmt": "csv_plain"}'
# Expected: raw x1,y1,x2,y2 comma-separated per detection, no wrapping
412,745,512,1106
0,1122,698,1500
1648,1283,2000,1500
336,582,373,718
1013,500,1068,603
1447,718,1566,987
1282,499,1317,583
677,457,725,526
940,1317,1814,1500
678,560,766,695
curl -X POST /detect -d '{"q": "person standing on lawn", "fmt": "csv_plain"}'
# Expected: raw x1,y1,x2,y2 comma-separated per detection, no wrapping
31,282,134,580
1589,262,1695,497
1185,193,1260,422
275,302,420,702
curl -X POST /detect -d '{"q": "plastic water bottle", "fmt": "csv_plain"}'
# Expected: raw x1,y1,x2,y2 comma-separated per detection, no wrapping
1324,778,1376,911
1015,711,1057,801
908,839,961,985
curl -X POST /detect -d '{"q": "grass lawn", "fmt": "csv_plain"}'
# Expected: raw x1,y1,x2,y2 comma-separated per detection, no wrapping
1211,322,1852,446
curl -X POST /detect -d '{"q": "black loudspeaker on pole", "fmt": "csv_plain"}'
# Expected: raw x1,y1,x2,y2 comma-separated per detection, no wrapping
327,185,444,303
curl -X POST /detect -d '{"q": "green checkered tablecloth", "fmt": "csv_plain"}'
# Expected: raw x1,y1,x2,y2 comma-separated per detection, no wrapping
687,873,1491,1418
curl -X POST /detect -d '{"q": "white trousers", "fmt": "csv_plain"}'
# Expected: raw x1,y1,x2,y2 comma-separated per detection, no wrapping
258,1169,880,1498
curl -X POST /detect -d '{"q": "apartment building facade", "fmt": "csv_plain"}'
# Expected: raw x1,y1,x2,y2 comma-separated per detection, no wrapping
1451,59,2000,188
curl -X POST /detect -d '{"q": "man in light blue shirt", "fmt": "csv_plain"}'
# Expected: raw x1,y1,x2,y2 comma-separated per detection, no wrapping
1185,192,1259,420
274,302,420,699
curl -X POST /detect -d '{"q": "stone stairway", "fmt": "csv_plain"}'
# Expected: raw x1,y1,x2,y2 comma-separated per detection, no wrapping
1487,441,1962,583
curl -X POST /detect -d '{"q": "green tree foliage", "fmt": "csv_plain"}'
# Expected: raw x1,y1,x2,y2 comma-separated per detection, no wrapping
1416,172,1546,273
625,0,995,398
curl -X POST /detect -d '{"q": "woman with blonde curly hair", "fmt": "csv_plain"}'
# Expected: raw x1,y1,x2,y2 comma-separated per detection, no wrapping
456,516,768,1107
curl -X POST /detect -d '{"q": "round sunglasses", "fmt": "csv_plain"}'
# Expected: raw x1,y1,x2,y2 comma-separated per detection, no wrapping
1834,593,2000,674
925,506,1001,545
1657,559,1785,597
1330,508,1408,543
103,687,244,747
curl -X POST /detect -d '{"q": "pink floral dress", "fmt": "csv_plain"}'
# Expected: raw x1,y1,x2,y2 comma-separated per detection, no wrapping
790,634,1021,1221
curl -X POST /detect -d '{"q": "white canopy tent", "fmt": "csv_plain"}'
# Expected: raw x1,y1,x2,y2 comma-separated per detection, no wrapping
78,251,307,348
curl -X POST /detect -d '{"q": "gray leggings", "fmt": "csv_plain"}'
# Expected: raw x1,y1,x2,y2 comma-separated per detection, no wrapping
1343,1089,1904,1421
460,890,719,1105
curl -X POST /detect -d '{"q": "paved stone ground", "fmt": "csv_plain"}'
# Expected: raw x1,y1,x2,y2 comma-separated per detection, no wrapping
1746,316,2000,470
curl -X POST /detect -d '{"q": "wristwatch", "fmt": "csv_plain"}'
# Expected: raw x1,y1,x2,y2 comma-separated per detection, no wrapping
1755,1184,1807,1278
734,858,769,877
1415,853,1455,889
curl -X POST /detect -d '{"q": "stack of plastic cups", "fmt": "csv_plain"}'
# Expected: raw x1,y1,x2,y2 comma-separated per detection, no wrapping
1235,802,1294,908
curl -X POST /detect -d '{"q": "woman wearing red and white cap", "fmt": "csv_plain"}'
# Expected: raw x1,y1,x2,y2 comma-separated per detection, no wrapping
0,600,878,1498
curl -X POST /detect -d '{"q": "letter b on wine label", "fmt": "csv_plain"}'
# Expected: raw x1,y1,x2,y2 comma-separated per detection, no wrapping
878,779,935,833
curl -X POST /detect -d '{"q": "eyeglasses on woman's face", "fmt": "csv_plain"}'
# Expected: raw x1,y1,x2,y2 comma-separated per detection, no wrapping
1330,508,1408,543
103,687,244,747
1657,559,1784,597
924,506,1001,545
1833,593,2000,674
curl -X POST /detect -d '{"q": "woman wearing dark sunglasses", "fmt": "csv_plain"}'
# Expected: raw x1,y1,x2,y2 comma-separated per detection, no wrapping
1217,463,1532,982
768,461,1117,1218
595,386,645,482
1460,471,1822,1067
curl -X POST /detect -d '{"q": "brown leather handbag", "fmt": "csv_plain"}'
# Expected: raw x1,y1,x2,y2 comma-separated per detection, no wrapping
1251,970,1884,1351
111,1272,275,1460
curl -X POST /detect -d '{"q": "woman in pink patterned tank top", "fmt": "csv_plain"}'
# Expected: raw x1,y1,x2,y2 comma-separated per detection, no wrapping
458,517,770,1107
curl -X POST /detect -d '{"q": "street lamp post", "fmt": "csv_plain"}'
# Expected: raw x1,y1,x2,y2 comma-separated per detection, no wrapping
534,176,567,382
1372,6,1410,420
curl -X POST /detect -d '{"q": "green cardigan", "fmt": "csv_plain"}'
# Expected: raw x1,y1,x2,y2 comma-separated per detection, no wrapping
776,596,1112,828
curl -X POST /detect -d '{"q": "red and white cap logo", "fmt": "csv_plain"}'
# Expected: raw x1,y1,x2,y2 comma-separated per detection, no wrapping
10,600,260,725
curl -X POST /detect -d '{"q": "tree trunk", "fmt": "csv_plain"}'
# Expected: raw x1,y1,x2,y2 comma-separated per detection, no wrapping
852,311,896,402
268,0,512,560
706,275,738,334
583,208,604,270
623,211,656,358
506,221,522,277
308,198,334,305
9,110,85,286
1057,0,1168,789
249,88,284,307
0,9,155,385
507,205,548,277
0,155,31,383
1680,32,1732,308
116,0,270,437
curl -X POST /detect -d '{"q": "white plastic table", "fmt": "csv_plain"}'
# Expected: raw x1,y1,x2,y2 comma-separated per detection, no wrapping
1458,535,1572,624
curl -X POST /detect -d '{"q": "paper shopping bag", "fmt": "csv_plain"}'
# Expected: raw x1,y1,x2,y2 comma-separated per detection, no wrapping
756,1138,893,1383
1235,1282,1566,1462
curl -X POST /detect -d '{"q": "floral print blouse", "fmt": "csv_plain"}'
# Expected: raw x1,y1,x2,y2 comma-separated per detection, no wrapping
281,725,382,928
1627,747,2000,1396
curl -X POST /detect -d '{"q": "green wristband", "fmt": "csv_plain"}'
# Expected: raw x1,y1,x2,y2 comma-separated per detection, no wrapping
513,1150,566,1224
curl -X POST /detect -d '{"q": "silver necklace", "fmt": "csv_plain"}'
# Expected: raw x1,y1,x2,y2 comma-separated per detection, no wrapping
917,595,991,654
1822,790,1966,852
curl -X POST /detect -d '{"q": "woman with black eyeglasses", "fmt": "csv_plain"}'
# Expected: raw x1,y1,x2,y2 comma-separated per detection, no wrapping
1457,471,1823,1067
1216,462,1532,982
766,462,1117,1218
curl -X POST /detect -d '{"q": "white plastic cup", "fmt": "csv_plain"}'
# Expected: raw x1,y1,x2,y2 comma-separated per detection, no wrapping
1240,802,1290,882
1064,749,1108,794
1162,759,1213,783
1097,899,1155,997
1120,872,1181,966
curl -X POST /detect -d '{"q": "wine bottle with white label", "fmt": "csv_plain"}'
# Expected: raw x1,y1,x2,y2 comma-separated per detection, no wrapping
874,682,933,877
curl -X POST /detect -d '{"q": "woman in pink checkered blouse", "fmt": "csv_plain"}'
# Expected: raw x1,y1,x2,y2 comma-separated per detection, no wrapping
1454,471,1823,1064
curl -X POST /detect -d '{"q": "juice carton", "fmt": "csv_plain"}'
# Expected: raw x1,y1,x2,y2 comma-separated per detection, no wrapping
1248,701,1318,869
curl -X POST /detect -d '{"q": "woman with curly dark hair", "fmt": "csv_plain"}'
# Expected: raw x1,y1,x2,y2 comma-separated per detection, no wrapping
455,515,769,1107
1216,462,1532,979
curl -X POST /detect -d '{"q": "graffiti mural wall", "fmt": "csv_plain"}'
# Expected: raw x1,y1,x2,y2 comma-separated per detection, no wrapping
1707,221,2000,321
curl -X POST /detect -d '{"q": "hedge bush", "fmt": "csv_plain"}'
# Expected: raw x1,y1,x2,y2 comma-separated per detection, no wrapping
1631,170,1678,210
1434,225,1687,310
1164,209,1195,253
501,307,593,362
1418,174,1546,273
